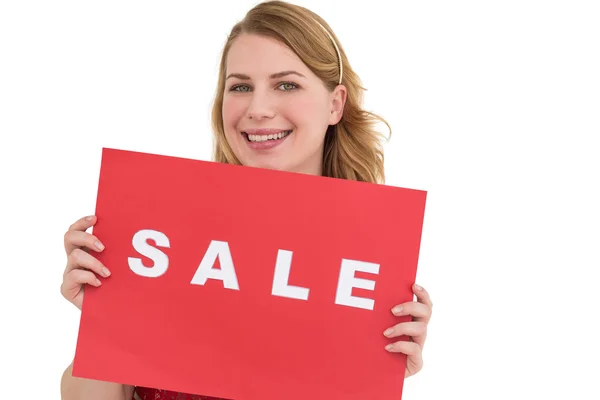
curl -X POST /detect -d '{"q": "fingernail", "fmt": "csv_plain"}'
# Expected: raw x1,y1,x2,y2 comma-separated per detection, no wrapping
102,267,111,277
383,328,394,337
415,284,423,291
385,344,394,351
392,306,403,315
95,241,105,251
86,216,94,221
95,278,102,286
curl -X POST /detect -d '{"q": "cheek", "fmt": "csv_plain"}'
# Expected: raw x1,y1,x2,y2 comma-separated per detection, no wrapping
222,96,246,130
284,95,329,132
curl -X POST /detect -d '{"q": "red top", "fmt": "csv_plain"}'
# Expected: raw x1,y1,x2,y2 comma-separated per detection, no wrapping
134,386,227,400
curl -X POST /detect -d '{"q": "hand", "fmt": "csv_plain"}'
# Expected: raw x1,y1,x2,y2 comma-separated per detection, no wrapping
383,283,433,377
60,215,111,310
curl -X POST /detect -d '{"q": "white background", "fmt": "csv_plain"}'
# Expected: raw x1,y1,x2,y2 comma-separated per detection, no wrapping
1,0,599,398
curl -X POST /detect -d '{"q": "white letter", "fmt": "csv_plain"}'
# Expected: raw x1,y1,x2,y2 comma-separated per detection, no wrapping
128,229,170,278
335,259,380,310
190,240,239,290
271,249,310,300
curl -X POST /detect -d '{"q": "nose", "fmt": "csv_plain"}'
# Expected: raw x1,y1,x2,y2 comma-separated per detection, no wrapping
245,88,276,120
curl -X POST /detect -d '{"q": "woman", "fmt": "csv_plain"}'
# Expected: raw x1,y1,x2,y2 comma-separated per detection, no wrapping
60,1,433,399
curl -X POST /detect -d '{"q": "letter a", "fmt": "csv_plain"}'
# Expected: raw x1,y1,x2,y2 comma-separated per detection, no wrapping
190,240,240,290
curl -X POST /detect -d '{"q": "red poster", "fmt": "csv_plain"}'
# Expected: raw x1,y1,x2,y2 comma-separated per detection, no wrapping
73,147,427,399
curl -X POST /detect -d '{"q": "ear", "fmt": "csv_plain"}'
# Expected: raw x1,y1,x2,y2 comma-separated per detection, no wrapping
328,85,347,125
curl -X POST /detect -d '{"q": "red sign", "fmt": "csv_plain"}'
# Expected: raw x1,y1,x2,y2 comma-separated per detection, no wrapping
73,148,427,399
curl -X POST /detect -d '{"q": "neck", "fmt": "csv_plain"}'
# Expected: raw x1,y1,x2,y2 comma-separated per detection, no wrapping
293,148,324,177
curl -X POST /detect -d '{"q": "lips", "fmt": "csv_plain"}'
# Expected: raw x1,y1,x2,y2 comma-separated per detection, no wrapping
243,130,292,142
240,128,293,149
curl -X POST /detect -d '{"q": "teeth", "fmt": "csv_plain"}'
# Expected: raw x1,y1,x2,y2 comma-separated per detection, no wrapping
246,130,291,142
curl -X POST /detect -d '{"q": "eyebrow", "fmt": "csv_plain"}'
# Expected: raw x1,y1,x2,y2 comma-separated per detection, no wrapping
225,70,306,80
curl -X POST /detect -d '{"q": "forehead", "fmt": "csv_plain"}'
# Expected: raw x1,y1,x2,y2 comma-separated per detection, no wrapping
226,34,307,75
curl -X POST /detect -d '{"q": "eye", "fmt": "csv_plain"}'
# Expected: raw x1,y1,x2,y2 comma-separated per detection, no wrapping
278,82,298,91
230,84,251,92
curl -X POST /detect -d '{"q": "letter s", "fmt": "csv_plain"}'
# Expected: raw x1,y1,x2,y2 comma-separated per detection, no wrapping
128,229,170,278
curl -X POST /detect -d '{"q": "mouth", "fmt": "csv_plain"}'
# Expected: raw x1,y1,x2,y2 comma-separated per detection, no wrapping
242,130,293,143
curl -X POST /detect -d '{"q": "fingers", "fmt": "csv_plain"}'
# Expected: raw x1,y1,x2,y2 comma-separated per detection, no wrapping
390,284,433,322
64,230,105,255
391,301,432,323
62,269,102,293
385,340,423,377
61,269,102,307
383,284,431,377
64,248,111,280
386,284,432,349
412,284,433,310
385,339,421,357
61,215,107,310
64,215,98,255
383,321,427,346
68,215,97,232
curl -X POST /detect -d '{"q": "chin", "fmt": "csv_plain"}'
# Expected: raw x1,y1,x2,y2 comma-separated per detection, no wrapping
242,157,291,172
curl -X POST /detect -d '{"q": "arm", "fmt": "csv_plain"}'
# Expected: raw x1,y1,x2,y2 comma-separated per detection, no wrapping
60,361,135,400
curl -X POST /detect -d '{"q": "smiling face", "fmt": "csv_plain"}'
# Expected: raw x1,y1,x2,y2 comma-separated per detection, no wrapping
222,33,346,176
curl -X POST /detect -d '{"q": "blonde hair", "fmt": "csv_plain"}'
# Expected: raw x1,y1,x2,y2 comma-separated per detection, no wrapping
211,0,391,184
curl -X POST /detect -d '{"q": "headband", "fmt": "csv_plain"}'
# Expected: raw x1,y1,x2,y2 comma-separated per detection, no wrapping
314,20,343,85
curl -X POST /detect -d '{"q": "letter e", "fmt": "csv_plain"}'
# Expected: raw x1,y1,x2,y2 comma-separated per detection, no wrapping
334,259,380,310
